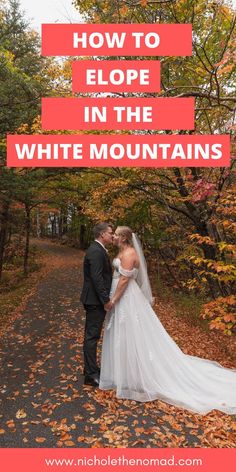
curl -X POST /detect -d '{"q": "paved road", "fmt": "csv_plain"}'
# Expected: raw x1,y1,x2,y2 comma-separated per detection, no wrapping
0,241,234,448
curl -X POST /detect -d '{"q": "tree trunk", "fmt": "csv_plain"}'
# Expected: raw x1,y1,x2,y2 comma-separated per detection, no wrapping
36,209,41,238
79,224,86,249
0,201,10,281
58,210,63,239
157,248,185,291
24,205,31,276
173,169,224,298
197,222,224,298
51,217,56,238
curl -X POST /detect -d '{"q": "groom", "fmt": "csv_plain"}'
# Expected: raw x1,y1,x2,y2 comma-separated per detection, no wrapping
80,222,113,386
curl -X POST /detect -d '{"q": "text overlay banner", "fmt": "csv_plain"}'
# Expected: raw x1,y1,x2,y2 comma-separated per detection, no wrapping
42,24,192,57
7,134,230,168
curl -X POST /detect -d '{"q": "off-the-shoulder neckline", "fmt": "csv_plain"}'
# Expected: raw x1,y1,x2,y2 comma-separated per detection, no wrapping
113,257,139,271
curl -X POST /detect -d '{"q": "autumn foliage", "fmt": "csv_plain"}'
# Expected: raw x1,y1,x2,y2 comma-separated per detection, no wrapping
0,0,236,335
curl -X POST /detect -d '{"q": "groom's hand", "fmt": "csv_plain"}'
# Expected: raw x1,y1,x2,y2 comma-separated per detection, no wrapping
104,301,113,311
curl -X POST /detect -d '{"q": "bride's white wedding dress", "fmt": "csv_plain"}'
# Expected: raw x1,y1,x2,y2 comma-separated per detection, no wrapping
99,258,236,415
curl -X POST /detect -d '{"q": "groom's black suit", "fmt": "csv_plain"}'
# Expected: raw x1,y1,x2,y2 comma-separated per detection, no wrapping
80,241,112,378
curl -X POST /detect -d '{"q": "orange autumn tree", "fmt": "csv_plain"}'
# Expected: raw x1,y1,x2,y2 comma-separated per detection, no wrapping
78,165,235,333
1,0,235,335
72,0,236,333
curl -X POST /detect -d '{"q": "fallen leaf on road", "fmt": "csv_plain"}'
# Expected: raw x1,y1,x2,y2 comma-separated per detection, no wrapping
16,409,27,419
35,437,46,443
64,440,75,446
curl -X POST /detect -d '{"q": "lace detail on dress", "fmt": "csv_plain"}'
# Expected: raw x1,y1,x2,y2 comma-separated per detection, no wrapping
100,256,236,414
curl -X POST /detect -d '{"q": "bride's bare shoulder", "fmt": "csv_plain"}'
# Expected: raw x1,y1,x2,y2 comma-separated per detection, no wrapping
120,247,139,269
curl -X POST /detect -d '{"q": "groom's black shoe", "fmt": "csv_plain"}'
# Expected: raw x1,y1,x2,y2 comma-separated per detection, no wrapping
84,374,100,387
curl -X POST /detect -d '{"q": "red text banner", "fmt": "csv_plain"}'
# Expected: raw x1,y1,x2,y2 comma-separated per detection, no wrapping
0,447,236,472
41,24,192,57
41,97,195,131
72,60,161,93
7,134,230,168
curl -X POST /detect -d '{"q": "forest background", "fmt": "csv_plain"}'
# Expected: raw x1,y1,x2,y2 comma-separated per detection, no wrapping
0,0,235,336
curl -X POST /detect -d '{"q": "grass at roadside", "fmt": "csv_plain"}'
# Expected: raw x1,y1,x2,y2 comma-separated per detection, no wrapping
154,277,210,331
0,246,45,333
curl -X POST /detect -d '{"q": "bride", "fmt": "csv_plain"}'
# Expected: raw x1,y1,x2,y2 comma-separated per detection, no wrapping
99,226,236,415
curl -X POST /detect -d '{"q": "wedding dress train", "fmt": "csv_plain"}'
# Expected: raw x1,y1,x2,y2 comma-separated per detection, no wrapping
99,258,236,415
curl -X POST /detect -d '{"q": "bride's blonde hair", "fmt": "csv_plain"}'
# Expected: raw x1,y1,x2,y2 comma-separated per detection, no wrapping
116,226,133,246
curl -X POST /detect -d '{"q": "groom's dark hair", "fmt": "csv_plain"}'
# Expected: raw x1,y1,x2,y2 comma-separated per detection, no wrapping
93,222,112,239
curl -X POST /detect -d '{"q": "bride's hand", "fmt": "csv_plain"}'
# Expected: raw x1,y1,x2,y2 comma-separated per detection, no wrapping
104,300,114,311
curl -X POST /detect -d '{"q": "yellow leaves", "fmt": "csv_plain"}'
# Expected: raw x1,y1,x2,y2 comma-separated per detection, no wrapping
120,5,129,16
188,255,236,282
189,256,206,266
220,220,236,232
189,234,215,246
16,409,27,419
209,318,226,331
16,123,29,134
218,242,236,255
201,295,236,335
16,116,42,135
31,116,42,134
0,429,5,434
218,4,232,18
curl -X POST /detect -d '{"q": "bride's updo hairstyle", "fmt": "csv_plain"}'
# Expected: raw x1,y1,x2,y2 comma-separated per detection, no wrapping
116,226,133,246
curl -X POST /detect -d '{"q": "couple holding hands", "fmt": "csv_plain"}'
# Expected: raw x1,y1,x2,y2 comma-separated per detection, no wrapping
81,222,236,415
